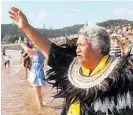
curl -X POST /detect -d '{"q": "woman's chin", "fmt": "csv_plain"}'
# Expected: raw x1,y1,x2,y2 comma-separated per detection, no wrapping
77,59,83,65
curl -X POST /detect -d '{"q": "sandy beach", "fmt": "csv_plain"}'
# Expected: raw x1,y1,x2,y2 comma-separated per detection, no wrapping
1,50,63,115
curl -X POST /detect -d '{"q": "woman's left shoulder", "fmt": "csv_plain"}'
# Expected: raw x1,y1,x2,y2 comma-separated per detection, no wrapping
36,50,44,58
35,50,41,54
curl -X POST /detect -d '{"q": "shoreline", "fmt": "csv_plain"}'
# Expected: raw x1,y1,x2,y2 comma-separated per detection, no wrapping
1,44,22,50
1,50,63,115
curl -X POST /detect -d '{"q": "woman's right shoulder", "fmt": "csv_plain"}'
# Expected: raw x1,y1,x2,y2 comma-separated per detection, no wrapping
47,43,75,67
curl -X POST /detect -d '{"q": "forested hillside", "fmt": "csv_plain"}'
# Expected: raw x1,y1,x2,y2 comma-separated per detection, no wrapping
1,19,133,44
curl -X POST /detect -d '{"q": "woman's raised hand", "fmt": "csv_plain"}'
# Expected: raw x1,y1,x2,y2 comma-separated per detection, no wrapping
8,7,29,30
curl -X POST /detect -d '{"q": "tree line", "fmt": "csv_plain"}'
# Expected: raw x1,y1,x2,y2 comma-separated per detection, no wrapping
1,19,133,44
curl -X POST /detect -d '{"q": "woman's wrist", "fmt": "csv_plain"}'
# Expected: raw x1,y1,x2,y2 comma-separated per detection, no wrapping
23,24,33,34
21,23,31,31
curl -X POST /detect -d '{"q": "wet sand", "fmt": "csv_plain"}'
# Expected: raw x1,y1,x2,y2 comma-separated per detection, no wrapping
1,50,63,115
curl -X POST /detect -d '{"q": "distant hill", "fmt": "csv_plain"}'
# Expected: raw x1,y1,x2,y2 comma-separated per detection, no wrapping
1,19,133,43
97,19,133,27
1,24,83,43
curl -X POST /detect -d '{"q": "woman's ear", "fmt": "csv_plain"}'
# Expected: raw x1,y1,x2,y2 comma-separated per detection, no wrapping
96,47,101,52
94,47,102,56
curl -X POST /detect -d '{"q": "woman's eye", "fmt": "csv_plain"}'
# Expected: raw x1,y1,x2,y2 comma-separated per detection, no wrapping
79,44,83,46
77,43,85,47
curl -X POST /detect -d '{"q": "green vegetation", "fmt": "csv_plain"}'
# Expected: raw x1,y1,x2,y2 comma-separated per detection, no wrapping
1,19,133,44
3,35,25,44
97,19,133,27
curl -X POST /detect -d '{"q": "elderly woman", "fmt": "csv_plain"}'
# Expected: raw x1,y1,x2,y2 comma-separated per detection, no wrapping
9,7,133,115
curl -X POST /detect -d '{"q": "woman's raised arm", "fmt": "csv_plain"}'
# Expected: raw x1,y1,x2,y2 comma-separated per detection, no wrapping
8,7,52,58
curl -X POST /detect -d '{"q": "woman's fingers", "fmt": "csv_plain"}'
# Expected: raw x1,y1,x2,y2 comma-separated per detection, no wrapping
9,16,17,21
9,10,19,22
8,11,17,17
10,16,19,22
11,7,20,13
9,8,25,21
8,11,17,18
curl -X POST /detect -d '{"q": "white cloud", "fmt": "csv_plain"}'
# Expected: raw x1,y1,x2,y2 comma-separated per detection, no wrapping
38,10,47,20
114,8,133,15
68,8,80,13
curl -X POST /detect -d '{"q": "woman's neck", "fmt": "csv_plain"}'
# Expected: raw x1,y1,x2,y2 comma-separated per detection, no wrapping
82,55,103,70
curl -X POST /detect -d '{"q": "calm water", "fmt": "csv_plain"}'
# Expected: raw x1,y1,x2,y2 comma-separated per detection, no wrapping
1,50,63,115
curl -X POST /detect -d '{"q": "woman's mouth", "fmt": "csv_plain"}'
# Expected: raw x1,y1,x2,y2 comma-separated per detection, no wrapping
77,55,83,58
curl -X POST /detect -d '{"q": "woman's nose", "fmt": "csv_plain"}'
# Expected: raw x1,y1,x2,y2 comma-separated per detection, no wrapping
76,46,81,53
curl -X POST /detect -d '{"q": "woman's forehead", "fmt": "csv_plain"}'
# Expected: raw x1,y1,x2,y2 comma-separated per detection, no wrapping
111,36,117,39
77,35,89,43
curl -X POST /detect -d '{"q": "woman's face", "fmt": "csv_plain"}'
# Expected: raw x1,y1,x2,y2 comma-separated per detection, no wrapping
76,35,100,67
111,36,117,43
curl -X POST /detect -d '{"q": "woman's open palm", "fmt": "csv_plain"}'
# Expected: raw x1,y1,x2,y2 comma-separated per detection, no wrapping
8,7,29,30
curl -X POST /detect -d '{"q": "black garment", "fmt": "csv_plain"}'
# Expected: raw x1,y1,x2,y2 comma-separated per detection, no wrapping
46,43,133,115
22,52,31,70
4,60,10,67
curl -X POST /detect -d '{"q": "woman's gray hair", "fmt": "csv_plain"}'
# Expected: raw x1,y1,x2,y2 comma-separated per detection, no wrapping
78,25,110,56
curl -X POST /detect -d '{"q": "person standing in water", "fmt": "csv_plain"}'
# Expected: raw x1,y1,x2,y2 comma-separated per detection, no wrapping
21,43,46,108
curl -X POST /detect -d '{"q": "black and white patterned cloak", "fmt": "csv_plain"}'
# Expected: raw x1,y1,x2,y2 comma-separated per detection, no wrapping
46,43,133,115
